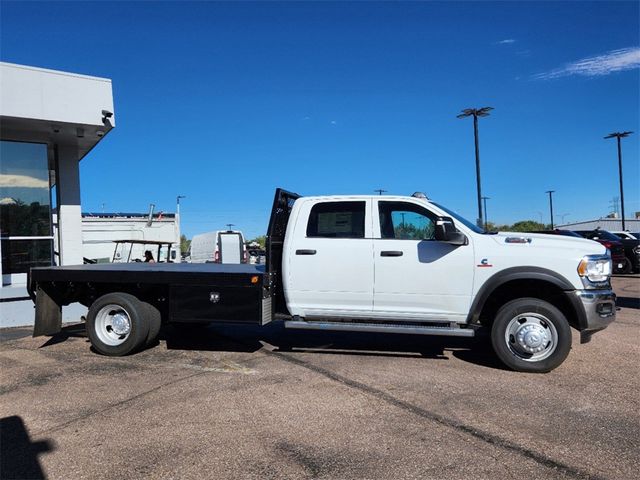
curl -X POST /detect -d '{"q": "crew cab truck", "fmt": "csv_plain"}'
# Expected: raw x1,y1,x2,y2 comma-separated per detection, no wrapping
29,189,616,373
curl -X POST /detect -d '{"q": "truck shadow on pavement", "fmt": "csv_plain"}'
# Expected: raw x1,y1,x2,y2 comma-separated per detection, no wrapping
38,323,87,349
163,322,507,370
0,416,54,480
37,322,506,370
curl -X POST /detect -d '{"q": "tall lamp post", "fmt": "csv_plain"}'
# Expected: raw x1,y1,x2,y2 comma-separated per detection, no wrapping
176,195,186,216
604,131,633,231
481,196,490,230
457,107,494,228
176,195,186,258
558,213,571,224
546,190,555,229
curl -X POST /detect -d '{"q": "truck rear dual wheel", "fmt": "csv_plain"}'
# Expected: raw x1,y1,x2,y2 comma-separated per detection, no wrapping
86,293,159,356
491,298,572,373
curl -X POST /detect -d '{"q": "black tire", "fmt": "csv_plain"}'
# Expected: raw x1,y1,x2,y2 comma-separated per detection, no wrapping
86,293,150,356
491,298,572,373
620,258,632,274
142,302,162,347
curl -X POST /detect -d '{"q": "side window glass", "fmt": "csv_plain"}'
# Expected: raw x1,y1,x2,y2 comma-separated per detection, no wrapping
378,201,435,240
307,201,366,238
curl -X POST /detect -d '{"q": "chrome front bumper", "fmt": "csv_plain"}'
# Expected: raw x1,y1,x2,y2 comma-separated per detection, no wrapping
575,289,616,343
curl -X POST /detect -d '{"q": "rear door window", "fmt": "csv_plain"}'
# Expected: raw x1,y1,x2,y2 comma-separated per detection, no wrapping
306,201,366,238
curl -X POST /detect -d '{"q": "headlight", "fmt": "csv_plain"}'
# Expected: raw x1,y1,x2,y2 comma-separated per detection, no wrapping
578,255,612,285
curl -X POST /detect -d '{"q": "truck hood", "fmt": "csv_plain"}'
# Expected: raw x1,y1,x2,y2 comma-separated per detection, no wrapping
489,232,606,255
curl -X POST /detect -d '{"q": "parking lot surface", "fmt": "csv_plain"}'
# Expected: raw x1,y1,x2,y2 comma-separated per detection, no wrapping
1,276,638,480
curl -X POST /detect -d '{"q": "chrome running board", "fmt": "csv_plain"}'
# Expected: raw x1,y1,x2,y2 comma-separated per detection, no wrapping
284,320,475,337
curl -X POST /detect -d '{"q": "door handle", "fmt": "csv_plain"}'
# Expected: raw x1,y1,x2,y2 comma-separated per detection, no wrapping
380,250,403,257
296,249,317,255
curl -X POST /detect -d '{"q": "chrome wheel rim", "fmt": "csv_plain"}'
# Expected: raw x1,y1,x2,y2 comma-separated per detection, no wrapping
94,304,132,346
504,313,558,362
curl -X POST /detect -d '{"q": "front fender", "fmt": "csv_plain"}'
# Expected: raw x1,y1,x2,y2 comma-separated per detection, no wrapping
467,266,577,325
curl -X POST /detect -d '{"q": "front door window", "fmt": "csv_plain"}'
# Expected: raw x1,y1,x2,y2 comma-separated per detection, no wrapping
378,201,436,240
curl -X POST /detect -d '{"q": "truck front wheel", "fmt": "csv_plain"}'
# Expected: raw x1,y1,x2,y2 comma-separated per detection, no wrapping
491,298,571,373
86,293,150,356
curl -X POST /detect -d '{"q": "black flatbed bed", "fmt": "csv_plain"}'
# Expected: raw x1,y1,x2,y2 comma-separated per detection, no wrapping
29,188,301,338
30,262,265,284
31,262,265,282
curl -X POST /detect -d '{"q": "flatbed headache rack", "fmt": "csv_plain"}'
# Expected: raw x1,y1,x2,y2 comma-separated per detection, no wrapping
266,188,300,317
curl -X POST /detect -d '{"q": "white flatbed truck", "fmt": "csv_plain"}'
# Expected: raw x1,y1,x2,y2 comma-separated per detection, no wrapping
30,188,616,372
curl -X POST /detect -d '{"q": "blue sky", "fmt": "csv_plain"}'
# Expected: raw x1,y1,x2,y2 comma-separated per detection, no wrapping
1,1,638,239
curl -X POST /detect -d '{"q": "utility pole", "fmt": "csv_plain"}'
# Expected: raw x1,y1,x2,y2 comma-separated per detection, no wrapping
604,131,633,231
457,107,494,228
481,196,490,230
609,197,620,217
546,191,555,229
374,189,387,196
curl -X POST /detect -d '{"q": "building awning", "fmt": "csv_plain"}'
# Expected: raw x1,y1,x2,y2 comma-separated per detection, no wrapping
0,62,115,162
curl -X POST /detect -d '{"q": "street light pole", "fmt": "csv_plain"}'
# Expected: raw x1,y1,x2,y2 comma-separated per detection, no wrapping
176,195,186,216
604,131,633,231
374,189,387,196
546,191,555,229
457,107,494,228
559,213,571,224
176,195,186,258
481,196,490,230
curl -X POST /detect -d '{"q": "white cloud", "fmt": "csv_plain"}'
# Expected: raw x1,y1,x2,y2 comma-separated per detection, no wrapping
534,47,640,79
497,39,516,45
0,174,49,188
330,120,337,125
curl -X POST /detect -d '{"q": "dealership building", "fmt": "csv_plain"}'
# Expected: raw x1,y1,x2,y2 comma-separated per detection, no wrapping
1,62,115,325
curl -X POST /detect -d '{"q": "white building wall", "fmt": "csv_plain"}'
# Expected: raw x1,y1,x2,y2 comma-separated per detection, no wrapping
559,219,640,232
82,215,180,262
1,62,115,128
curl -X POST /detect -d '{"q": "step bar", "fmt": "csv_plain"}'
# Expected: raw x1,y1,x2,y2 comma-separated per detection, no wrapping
284,320,475,337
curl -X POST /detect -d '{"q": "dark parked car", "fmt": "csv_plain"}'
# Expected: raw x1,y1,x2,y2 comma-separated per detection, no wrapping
574,230,629,274
527,230,584,238
610,232,640,273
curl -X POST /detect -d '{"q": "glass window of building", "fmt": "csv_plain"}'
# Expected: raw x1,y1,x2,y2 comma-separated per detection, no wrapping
0,140,53,276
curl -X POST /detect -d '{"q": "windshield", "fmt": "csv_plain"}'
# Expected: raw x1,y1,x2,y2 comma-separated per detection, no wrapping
432,202,486,234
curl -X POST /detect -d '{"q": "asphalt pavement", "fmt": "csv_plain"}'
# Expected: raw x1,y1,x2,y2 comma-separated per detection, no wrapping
1,276,638,479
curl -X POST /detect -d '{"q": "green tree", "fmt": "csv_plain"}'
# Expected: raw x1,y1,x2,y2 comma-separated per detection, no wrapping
180,234,191,255
509,220,548,232
248,236,266,248
484,221,511,232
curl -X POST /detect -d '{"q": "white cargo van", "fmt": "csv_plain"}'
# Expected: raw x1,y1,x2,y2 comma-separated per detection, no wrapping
189,230,247,264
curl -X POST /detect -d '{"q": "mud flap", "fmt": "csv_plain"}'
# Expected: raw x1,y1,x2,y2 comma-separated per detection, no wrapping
33,286,62,337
